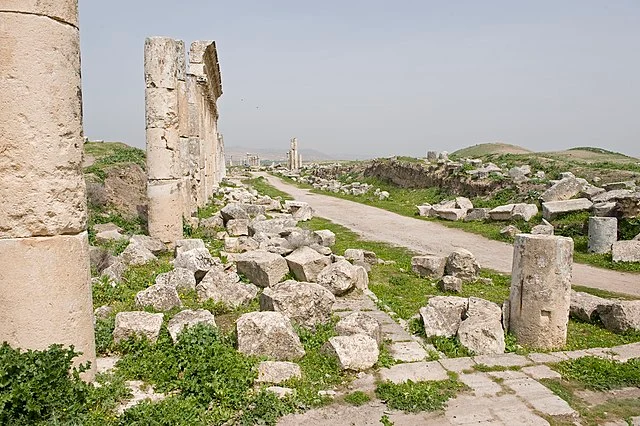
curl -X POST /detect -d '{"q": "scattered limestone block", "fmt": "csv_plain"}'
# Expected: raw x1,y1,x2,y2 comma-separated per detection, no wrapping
155,267,196,291
464,208,490,221
411,255,446,279
285,246,331,282
488,204,514,221
439,275,462,293
500,225,521,239
416,204,432,217
542,198,593,220
236,311,305,361
249,217,298,235
224,236,260,253
588,217,617,254
265,386,294,399
389,341,427,363
95,229,128,244
456,197,474,211
167,309,216,342
570,290,612,322
598,301,640,333
353,265,369,290
335,312,383,345
313,230,336,247
235,250,289,287
531,224,554,235
260,280,335,328
445,248,480,282
130,235,168,255
434,208,467,221
316,260,357,295
196,267,258,308
113,311,164,344
135,284,182,311
220,203,249,222
511,203,538,221
284,201,314,221
120,241,157,266
344,248,365,263
256,361,302,384
540,177,584,202
173,247,217,280
175,239,205,256
458,297,505,355
226,219,249,236
420,296,468,337
612,240,640,263
323,334,379,371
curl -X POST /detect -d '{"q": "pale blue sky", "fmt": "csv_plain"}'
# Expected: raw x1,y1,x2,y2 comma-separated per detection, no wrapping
79,0,640,158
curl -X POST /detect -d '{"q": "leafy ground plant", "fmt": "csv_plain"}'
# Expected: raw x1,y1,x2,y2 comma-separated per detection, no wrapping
551,356,640,391
375,376,463,412
343,391,371,406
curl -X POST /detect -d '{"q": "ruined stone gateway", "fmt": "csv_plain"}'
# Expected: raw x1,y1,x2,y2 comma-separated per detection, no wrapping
145,37,226,245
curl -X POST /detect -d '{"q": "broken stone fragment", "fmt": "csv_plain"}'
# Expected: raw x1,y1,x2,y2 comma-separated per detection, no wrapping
155,267,197,291
316,260,358,296
135,284,183,311
285,246,331,282
259,280,335,328
235,250,290,287
457,297,505,355
322,334,379,371
173,247,218,281
256,361,302,384
166,309,215,342
439,275,463,293
445,248,480,282
335,312,382,345
236,311,305,361
420,296,468,338
113,311,164,344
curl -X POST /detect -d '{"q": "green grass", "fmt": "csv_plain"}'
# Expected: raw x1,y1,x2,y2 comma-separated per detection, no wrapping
244,176,294,200
343,391,371,406
84,141,146,183
375,376,463,412
552,357,640,391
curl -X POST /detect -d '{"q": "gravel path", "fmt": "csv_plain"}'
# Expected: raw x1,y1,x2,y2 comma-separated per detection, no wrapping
258,173,640,297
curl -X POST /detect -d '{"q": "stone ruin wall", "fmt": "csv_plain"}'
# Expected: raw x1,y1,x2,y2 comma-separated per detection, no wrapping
0,0,96,379
145,37,226,245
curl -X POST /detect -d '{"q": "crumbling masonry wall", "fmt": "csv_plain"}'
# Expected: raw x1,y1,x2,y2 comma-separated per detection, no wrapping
0,0,96,378
145,37,225,245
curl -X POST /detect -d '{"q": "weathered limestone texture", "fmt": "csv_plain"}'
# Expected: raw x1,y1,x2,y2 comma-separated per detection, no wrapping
509,234,573,350
0,0,95,379
588,217,617,254
145,37,225,244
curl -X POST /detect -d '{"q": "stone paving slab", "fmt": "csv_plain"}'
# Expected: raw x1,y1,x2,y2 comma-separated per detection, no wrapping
522,365,562,380
458,373,502,397
488,370,528,380
528,352,568,364
445,394,550,425
389,341,427,362
611,342,640,362
503,377,577,418
438,357,476,373
473,353,532,368
331,292,377,312
378,361,449,384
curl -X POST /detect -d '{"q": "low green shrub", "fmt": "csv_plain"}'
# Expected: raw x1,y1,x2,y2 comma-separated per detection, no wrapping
375,377,462,412
552,356,640,390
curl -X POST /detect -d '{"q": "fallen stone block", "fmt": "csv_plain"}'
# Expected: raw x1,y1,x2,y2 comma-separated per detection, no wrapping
445,248,480,282
420,296,468,337
167,309,216,342
155,267,196,291
285,246,331,282
612,240,640,262
316,260,358,296
256,361,302,384
598,301,640,333
439,275,462,293
196,268,258,308
322,334,379,371
260,280,335,328
458,297,505,355
173,247,218,281
411,255,447,279
113,311,164,344
236,311,305,361
542,198,593,220
335,312,382,345
570,290,612,322
135,284,182,311
236,250,289,287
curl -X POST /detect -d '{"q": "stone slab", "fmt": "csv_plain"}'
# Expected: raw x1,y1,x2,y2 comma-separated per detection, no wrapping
521,365,562,380
527,352,568,364
438,357,477,373
458,373,502,397
378,361,449,384
473,353,532,368
504,377,577,418
389,341,428,363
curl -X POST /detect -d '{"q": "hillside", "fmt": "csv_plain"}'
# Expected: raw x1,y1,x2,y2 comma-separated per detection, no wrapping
451,143,532,158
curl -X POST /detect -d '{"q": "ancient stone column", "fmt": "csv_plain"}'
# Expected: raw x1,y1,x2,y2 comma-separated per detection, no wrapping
588,217,617,254
508,234,573,349
0,0,96,378
145,37,186,244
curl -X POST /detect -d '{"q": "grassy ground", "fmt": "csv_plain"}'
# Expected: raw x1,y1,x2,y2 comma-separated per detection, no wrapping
84,141,146,182
275,172,640,273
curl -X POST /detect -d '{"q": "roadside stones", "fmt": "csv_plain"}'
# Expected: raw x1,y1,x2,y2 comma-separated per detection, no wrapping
335,312,383,345
155,267,197,291
175,239,205,256
500,225,521,239
411,255,447,279
196,268,258,308
130,235,168,255
221,203,250,222
509,234,573,349
135,284,182,311
511,204,539,221
316,260,358,295
322,334,379,371
439,276,463,293
256,361,302,384
167,309,216,342
597,301,640,333
588,217,617,254
540,177,584,202
113,311,164,344
488,204,515,221
420,296,468,337
226,219,249,236
313,230,336,247
611,241,640,262
235,250,289,287
121,241,157,266
570,291,612,322
173,248,217,281
236,311,305,361
224,236,260,253
457,297,505,355
445,248,480,282
542,198,593,220
260,280,335,328
250,217,298,235
531,224,554,235
354,265,370,290
456,197,474,211
464,208,490,221
285,247,331,282
433,207,467,221
284,201,314,221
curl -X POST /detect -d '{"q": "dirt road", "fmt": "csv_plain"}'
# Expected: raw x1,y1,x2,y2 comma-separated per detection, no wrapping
257,173,640,297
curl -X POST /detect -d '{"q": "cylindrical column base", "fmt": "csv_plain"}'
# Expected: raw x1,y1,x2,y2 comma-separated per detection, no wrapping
0,233,96,380
509,234,573,349
588,217,617,254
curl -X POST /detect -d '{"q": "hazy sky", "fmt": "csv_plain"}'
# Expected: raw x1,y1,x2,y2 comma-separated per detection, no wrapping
79,0,640,158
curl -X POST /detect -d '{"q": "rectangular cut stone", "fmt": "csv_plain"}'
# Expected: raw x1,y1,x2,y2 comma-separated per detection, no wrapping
522,365,562,380
379,361,448,384
542,198,593,220
458,373,502,396
145,87,179,128
147,180,184,245
527,352,567,364
503,378,577,418
488,204,515,221
438,357,476,372
0,0,79,26
0,12,86,238
473,353,531,368
144,37,184,89
0,233,95,378
509,235,573,350
388,341,428,363
612,241,640,262
146,128,182,180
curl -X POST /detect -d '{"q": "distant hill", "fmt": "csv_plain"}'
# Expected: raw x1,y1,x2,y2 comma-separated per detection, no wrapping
225,146,335,162
452,143,532,158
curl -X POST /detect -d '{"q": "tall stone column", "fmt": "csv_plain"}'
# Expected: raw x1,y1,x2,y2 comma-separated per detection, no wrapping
508,234,573,349
0,0,96,378
145,37,185,244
